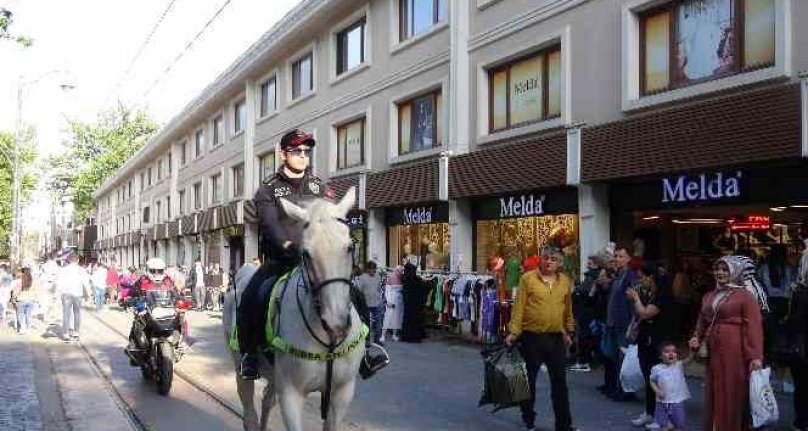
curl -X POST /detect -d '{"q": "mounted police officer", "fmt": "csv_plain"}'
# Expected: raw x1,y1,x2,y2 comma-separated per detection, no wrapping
237,129,388,380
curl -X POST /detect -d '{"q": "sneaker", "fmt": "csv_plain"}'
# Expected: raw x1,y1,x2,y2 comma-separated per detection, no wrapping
645,423,660,430
569,362,592,372
631,413,653,427
540,364,548,373
240,352,259,380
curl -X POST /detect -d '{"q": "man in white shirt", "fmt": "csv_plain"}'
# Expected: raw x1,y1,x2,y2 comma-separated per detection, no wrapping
90,262,109,312
192,260,205,311
355,261,383,344
57,255,90,340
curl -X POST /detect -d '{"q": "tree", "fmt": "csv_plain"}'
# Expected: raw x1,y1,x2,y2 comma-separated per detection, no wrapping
46,105,158,224
0,130,37,257
1,7,33,47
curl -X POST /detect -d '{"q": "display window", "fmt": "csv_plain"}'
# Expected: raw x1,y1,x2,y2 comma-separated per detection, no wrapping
386,203,450,269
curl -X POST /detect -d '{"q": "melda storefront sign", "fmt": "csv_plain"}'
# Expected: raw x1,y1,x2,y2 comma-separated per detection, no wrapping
475,188,578,220
662,171,743,204
386,203,449,226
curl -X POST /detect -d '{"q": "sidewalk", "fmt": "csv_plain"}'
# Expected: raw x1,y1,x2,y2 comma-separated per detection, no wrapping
0,317,137,431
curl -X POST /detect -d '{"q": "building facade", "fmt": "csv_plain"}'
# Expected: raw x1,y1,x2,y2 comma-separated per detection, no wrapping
94,0,808,294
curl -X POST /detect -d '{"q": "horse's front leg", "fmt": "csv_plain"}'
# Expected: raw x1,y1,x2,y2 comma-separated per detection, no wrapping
278,386,306,431
236,375,260,431
260,377,276,431
323,379,356,431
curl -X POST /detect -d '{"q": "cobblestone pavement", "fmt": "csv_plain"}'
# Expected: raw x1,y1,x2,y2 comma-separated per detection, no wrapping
96,307,798,431
0,322,43,431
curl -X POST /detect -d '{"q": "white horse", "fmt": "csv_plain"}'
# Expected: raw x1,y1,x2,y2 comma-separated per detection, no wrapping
223,187,364,431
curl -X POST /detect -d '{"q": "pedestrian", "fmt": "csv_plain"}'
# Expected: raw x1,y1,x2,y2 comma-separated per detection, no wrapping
208,263,223,311
355,261,383,344
191,260,205,311
627,263,673,430
0,263,13,327
105,263,119,303
57,254,91,341
570,254,604,372
382,264,404,342
785,239,808,431
648,342,692,431
689,256,763,431
505,245,579,431
12,268,38,334
90,261,108,312
599,245,638,401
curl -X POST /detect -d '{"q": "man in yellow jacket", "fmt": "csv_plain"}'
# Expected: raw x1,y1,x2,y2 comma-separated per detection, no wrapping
505,245,578,431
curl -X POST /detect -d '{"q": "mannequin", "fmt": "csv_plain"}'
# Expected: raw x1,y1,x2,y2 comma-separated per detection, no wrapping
426,242,442,269
489,246,506,300
504,245,522,296
403,243,419,267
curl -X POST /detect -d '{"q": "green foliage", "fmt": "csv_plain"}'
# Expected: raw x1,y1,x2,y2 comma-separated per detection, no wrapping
0,130,38,257
45,105,158,224
1,8,33,47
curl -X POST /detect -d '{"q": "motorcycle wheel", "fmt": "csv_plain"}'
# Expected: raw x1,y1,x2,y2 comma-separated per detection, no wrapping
156,342,174,396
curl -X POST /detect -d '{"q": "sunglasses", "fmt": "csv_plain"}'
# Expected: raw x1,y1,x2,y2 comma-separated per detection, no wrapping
148,268,165,275
286,148,311,157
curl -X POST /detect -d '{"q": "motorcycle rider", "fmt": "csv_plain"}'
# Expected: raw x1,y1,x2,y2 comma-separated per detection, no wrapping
237,129,387,380
127,258,180,349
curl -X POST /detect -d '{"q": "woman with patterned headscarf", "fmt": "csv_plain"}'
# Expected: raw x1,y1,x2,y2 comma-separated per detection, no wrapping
689,256,764,431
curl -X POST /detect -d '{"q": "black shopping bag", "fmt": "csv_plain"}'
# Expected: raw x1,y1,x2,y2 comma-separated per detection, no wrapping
479,344,530,412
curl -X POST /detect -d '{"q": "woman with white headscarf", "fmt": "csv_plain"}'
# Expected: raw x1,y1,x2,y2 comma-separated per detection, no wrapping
689,256,764,431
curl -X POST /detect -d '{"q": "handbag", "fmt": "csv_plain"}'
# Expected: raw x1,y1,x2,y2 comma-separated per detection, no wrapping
698,290,734,359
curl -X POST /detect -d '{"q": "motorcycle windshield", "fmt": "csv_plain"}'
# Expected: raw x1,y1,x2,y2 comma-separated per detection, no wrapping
147,289,175,308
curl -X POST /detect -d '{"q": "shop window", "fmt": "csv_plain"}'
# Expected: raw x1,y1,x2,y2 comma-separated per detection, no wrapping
211,173,222,204
260,77,277,117
292,52,314,100
398,90,442,155
399,0,446,41
475,214,580,280
193,182,202,210
336,18,366,75
232,164,244,198
233,100,246,134
640,0,775,95
336,117,365,170
388,223,450,270
195,129,204,158
213,115,224,146
489,46,561,133
258,152,275,183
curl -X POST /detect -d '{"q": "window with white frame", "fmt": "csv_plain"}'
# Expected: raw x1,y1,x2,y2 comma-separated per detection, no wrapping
193,182,202,210
166,196,171,219
489,45,562,132
639,0,775,95
292,52,314,99
400,0,446,41
232,164,244,198
336,117,365,170
180,141,188,165
147,167,153,186
178,189,186,215
336,18,366,75
156,200,162,223
211,173,222,204
258,152,275,183
233,100,246,134
157,158,163,180
140,172,145,191
398,90,442,155
167,152,172,175
260,78,277,117
195,129,204,158
143,206,150,224
213,115,224,146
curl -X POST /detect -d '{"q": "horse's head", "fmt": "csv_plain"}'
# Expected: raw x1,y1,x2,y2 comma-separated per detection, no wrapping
279,187,356,343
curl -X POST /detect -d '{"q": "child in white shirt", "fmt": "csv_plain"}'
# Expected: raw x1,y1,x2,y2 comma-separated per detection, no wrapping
649,342,692,431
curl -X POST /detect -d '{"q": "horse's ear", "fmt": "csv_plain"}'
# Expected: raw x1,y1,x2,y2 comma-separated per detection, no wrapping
279,198,309,223
337,187,356,217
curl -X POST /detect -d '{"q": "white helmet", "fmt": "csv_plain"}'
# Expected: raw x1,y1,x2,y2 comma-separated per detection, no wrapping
146,257,167,285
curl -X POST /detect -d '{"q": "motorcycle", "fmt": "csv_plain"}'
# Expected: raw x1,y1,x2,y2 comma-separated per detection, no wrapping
124,289,191,396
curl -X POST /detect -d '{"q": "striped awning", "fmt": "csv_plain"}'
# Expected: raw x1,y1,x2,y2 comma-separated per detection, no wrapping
167,220,180,238
218,202,239,228
244,200,258,224
181,214,197,235
200,208,216,232
156,223,167,240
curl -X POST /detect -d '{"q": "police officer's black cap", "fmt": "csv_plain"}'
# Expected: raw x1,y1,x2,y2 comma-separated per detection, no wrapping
280,129,315,150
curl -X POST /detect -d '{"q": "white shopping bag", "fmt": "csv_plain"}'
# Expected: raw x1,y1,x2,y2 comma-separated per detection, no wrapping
750,367,779,428
619,344,644,393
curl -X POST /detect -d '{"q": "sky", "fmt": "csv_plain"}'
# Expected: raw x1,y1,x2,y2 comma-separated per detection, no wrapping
0,0,300,157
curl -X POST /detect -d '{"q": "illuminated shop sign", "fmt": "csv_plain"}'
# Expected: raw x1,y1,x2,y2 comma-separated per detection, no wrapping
474,188,578,220
726,215,771,232
662,171,743,204
386,203,449,226
500,194,545,218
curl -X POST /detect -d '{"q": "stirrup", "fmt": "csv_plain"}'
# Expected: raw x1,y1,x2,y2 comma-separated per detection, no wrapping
359,343,390,380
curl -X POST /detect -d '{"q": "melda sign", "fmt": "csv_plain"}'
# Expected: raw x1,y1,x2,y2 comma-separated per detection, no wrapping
661,171,743,204
475,189,578,220
386,203,449,226
499,194,545,218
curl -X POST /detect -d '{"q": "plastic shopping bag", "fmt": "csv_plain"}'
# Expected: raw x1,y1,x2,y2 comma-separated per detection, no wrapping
479,344,531,412
750,367,779,428
619,344,644,393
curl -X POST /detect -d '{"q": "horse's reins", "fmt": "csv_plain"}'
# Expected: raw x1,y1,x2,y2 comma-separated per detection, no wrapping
297,239,354,421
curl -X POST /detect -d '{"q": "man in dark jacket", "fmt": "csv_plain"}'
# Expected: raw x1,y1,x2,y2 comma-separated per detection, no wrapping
787,246,808,431
236,129,329,379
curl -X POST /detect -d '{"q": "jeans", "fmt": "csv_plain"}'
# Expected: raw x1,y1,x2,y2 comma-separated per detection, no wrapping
194,285,205,310
94,286,106,310
519,332,574,431
61,294,82,335
16,300,35,332
368,306,383,343
601,326,625,392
